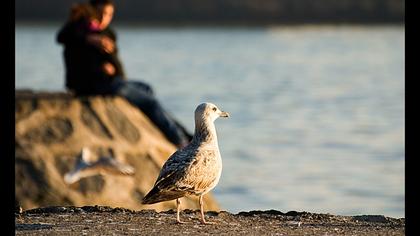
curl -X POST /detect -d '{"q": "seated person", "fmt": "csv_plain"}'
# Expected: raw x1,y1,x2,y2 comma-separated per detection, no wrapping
57,0,191,148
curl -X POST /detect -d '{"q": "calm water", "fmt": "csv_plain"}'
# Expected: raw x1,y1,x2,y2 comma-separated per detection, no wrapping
16,23,405,218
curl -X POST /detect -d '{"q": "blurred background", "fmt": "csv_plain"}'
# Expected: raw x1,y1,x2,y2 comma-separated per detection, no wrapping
16,0,404,217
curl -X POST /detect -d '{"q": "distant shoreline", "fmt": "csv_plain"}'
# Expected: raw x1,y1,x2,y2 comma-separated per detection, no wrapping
15,20,405,28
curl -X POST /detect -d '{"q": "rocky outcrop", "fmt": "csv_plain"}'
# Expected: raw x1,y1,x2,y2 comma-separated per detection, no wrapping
15,90,220,212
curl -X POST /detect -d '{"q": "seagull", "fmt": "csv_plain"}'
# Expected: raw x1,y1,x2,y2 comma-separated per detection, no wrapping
142,102,229,224
64,147,135,185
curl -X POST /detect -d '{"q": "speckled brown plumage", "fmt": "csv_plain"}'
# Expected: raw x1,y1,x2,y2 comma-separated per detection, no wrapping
142,102,229,224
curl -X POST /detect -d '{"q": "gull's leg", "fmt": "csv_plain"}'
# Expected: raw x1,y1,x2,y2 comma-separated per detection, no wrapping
176,198,184,224
199,194,213,224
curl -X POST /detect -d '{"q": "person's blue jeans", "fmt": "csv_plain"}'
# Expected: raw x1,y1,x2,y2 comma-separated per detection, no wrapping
93,79,190,147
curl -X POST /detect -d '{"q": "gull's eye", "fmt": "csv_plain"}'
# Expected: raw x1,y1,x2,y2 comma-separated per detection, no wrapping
212,107,217,112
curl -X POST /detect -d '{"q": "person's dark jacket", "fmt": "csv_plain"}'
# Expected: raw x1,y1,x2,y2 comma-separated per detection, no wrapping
56,20,125,95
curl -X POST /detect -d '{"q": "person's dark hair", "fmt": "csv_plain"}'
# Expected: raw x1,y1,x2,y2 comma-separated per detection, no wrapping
89,0,114,7
69,3,98,22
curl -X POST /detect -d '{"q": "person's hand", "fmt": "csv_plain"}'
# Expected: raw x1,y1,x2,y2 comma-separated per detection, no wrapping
100,36,115,53
103,62,116,76
87,35,115,53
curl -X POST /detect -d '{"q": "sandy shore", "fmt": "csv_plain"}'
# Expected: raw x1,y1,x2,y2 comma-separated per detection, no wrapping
15,206,404,235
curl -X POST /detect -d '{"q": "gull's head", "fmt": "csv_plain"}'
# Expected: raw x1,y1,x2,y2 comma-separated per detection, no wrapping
195,102,229,123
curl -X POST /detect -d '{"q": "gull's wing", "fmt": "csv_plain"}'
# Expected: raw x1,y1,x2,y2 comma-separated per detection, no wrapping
64,165,100,184
155,147,198,189
64,148,94,184
91,156,135,176
64,148,134,184
142,147,198,204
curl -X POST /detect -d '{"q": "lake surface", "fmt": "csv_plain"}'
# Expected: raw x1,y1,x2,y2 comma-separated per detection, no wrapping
15,23,405,218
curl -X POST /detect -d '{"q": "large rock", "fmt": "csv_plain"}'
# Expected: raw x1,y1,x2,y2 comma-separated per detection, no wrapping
15,90,220,212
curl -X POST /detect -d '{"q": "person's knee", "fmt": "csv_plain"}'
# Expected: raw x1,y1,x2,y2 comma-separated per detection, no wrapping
120,90,158,110
130,80,154,95
139,82,154,95
146,85,154,95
